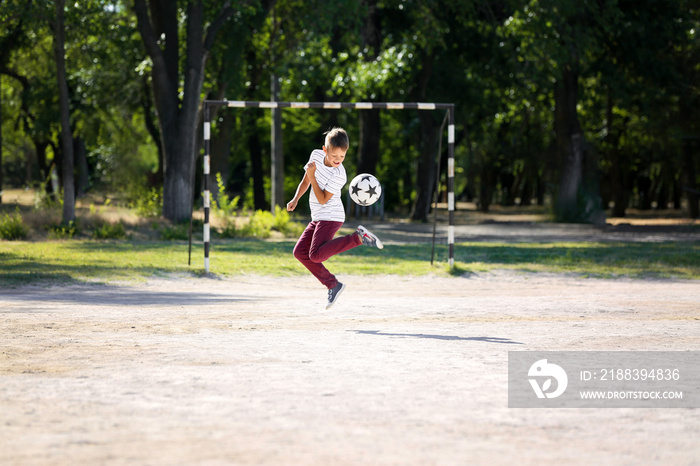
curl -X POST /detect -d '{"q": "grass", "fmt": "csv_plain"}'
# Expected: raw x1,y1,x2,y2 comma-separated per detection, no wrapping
452,242,700,279
0,239,698,287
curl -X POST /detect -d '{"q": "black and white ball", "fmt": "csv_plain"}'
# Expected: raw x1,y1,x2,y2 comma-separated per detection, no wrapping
349,173,382,206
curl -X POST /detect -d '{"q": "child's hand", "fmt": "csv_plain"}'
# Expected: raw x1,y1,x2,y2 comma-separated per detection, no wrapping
286,198,298,211
305,161,317,176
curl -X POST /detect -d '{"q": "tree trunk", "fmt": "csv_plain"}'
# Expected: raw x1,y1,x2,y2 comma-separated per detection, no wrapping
53,0,75,223
74,137,90,197
33,141,50,195
210,110,234,200
270,73,284,210
134,0,234,222
679,96,699,219
519,176,532,206
410,50,436,221
0,75,3,205
536,174,545,206
248,118,266,210
553,66,604,224
682,140,699,218
141,76,163,186
411,112,440,221
637,175,652,210
606,90,627,217
672,179,682,210
554,68,582,219
655,178,668,210
501,171,516,206
478,162,494,213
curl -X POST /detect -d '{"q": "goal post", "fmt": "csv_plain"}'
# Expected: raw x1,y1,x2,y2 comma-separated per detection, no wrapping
201,100,456,273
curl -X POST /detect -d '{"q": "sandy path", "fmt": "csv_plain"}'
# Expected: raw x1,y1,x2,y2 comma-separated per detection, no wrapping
1,272,699,465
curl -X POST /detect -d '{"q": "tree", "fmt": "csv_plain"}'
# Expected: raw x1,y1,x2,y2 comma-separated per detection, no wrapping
547,1,610,223
584,0,697,218
503,0,617,223
410,49,441,222
0,9,25,204
673,2,699,218
53,0,75,223
392,0,506,221
0,0,47,203
133,0,237,222
0,6,26,204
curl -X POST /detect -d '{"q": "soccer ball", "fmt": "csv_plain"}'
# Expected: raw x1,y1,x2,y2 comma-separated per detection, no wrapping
349,173,382,206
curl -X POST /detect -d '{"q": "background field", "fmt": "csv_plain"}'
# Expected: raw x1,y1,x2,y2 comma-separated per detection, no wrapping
1,187,699,286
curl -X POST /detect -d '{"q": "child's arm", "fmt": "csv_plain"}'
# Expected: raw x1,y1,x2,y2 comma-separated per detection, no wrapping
286,172,311,211
305,162,334,205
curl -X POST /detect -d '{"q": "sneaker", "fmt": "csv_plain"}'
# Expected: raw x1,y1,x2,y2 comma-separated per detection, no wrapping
326,282,346,309
357,225,383,249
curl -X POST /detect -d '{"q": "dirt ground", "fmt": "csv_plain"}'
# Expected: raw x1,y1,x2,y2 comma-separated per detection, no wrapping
1,269,699,465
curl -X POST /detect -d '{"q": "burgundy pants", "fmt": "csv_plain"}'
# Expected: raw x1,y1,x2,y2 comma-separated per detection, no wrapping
293,221,362,289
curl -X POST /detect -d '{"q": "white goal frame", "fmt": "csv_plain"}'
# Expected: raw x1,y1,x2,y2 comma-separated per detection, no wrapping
202,100,456,273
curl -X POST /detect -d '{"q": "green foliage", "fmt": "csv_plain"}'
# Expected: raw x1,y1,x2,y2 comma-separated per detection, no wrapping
218,222,238,239
47,221,78,240
332,44,416,99
129,186,163,218
0,208,29,240
218,206,304,239
34,186,63,211
211,172,240,216
212,172,240,238
89,198,112,214
210,172,303,238
91,222,127,240
272,205,304,237
158,223,189,241
2,0,698,221
239,210,275,239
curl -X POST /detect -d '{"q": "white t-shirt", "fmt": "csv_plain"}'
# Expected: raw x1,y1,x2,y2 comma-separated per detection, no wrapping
306,149,347,222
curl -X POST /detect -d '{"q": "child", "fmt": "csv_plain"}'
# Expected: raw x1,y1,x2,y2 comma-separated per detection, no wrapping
287,127,383,309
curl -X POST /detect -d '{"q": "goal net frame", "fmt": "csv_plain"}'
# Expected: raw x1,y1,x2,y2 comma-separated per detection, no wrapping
201,100,456,273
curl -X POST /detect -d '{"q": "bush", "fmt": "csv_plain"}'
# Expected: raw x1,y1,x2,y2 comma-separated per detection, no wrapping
218,222,237,238
33,177,63,211
129,186,162,217
212,172,240,238
272,205,304,237
239,210,275,238
89,198,113,215
218,207,304,239
0,209,29,240
48,221,78,239
211,172,240,216
159,223,189,241
92,222,127,240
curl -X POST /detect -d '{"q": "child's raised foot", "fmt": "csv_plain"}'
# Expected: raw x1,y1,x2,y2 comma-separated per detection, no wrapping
357,225,383,249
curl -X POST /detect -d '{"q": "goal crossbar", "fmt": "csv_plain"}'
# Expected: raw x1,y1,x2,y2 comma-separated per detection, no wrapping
206,100,453,110
201,100,456,273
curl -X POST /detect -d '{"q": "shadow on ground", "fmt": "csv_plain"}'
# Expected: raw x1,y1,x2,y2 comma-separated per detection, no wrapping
1,283,259,307
352,330,524,345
